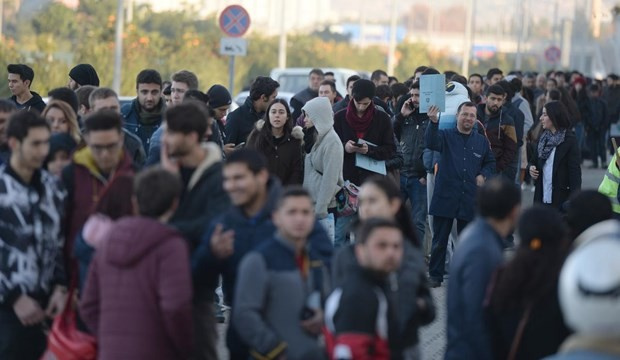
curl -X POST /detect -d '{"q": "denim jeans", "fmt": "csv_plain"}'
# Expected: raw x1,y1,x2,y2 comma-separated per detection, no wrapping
400,175,428,243
319,213,336,245
334,213,354,248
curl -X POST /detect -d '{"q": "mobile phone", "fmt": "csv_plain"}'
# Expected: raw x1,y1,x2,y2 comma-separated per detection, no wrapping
353,143,364,147
234,142,246,149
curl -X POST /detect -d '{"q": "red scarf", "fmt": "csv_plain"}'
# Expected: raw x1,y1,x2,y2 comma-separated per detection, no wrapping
345,99,375,139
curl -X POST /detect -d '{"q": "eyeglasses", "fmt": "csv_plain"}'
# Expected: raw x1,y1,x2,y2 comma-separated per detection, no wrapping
90,142,121,154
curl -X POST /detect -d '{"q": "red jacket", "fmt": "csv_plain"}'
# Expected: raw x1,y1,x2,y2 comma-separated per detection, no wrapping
80,217,193,360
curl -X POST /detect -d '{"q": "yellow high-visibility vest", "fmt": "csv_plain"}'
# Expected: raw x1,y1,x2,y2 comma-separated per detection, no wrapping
599,155,620,215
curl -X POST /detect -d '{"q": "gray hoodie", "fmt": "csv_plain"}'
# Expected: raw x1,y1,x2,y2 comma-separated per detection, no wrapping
302,97,344,218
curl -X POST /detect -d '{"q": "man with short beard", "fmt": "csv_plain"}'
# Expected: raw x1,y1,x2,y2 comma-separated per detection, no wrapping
0,111,68,360
160,101,230,360
122,69,166,153
477,85,518,178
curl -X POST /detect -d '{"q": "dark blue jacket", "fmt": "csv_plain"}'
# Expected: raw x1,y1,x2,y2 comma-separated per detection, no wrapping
233,237,329,359
445,218,504,360
191,178,333,300
121,98,164,154
426,122,495,221
191,178,333,357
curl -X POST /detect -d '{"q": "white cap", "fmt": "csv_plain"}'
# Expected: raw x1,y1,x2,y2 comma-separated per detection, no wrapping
559,220,620,335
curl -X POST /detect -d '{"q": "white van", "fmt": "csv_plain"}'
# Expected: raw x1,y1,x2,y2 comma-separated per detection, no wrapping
269,68,360,95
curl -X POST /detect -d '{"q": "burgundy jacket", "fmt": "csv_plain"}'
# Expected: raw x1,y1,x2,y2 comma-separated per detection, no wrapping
62,147,134,250
80,217,193,360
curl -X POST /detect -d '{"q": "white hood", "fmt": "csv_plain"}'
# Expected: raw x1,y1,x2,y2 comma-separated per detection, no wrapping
303,97,334,136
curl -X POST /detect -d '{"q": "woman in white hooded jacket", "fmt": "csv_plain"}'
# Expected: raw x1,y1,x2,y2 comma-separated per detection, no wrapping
302,97,344,244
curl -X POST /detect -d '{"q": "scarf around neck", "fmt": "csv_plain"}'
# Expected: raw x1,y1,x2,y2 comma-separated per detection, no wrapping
538,129,567,160
345,99,375,137
138,101,163,125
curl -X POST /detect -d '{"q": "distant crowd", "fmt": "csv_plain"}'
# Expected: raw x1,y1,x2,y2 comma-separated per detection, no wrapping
0,62,619,360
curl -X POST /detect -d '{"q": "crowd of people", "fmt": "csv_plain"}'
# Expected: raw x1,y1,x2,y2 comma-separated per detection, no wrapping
0,61,619,360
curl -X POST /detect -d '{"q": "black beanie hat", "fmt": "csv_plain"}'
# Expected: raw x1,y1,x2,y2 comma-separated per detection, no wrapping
69,64,100,87
352,79,376,101
207,85,232,108
45,133,77,167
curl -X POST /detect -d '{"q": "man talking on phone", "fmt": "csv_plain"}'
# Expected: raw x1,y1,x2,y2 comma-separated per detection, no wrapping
393,80,431,242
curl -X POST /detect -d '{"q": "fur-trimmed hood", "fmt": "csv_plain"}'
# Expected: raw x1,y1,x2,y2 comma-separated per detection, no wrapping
254,119,304,140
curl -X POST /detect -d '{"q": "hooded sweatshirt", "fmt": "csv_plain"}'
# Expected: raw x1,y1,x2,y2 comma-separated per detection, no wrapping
10,91,46,113
302,97,344,218
80,216,193,360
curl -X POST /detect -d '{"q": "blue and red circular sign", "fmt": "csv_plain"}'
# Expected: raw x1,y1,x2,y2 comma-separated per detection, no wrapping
219,5,251,37
545,46,562,63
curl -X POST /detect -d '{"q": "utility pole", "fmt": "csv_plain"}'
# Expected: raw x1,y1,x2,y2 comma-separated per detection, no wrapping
113,0,124,94
461,0,474,76
387,0,398,75
515,0,528,70
592,0,601,39
0,0,4,40
126,0,133,23
360,0,367,48
278,0,287,69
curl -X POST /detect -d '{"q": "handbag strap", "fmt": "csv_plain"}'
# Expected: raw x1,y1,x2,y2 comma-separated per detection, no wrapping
507,304,533,360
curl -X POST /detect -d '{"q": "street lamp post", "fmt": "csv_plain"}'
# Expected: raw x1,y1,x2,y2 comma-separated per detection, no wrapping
113,0,125,94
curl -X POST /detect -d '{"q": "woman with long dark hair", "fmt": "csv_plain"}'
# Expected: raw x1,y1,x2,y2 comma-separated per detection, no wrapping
486,206,571,359
246,99,304,185
529,101,581,210
332,176,435,359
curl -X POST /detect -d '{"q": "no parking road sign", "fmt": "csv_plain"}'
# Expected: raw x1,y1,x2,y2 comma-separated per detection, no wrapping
545,46,562,63
219,5,251,38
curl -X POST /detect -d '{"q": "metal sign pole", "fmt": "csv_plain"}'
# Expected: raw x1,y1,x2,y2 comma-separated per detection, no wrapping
229,55,235,96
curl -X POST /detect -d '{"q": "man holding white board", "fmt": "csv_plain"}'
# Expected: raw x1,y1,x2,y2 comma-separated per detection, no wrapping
420,74,447,114
425,101,496,288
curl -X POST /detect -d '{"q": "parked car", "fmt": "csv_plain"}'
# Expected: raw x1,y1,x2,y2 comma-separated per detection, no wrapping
269,68,359,95
230,91,295,113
